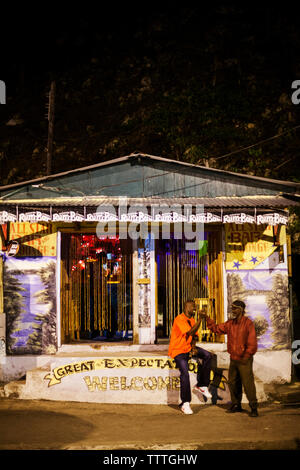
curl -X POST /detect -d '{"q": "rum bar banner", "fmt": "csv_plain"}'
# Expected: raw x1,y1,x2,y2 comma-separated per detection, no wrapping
0,207,289,225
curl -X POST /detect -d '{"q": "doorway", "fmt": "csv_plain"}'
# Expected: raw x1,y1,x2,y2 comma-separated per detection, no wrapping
155,230,224,342
61,233,133,342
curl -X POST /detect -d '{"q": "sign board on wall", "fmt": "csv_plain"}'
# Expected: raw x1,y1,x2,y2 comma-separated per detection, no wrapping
225,223,286,270
5,223,56,257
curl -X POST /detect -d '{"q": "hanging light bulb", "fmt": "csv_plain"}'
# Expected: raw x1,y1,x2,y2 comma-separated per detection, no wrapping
78,259,85,270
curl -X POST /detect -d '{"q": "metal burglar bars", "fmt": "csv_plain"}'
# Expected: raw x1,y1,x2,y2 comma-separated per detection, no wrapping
156,230,224,342
60,229,223,344
61,233,132,342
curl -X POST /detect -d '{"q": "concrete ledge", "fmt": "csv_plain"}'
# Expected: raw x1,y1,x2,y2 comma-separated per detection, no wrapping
3,380,26,398
2,353,268,405
0,355,53,383
264,381,300,404
253,350,292,384
56,342,228,354
0,346,290,404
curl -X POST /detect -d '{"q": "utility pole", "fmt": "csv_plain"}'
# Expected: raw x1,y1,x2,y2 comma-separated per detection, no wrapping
46,80,56,175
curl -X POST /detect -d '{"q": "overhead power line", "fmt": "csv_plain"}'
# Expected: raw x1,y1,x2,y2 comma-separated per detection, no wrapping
211,123,300,161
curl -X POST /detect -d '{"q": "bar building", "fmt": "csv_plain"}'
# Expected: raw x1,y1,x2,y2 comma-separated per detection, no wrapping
0,153,299,403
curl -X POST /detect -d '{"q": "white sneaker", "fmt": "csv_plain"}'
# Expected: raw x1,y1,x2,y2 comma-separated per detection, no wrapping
194,386,212,399
180,402,193,414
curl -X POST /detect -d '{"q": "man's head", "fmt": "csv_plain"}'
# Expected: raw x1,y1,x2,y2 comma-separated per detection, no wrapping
184,300,196,318
231,300,246,319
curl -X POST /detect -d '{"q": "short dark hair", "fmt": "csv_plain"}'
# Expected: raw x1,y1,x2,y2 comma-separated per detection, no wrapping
184,299,195,307
232,300,246,310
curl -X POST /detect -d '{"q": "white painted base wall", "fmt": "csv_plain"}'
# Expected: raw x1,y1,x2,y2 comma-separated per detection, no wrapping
0,348,292,387
16,361,231,405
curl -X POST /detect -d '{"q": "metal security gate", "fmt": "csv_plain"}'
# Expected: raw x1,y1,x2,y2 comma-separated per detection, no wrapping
61,233,132,342
156,230,224,342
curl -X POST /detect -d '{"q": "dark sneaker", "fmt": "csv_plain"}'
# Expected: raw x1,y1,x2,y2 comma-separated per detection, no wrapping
226,404,243,413
249,408,258,417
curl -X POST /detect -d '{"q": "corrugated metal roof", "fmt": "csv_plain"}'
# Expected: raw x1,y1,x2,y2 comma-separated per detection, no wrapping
0,153,299,192
0,195,299,208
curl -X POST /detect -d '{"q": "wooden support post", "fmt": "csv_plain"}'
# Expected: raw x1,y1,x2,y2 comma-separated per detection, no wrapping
46,81,56,176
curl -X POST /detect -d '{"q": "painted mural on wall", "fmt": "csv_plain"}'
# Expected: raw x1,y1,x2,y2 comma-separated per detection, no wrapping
4,256,57,355
227,271,290,349
226,223,290,350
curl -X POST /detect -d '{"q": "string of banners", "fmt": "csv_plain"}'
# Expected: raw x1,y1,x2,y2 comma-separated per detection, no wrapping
0,206,289,226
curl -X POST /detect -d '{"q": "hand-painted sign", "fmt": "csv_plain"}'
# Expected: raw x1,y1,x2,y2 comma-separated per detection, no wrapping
225,223,286,270
83,375,181,392
44,357,228,394
44,357,183,386
6,222,56,257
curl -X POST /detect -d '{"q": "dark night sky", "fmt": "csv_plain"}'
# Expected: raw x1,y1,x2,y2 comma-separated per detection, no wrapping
3,5,300,90
1,4,300,182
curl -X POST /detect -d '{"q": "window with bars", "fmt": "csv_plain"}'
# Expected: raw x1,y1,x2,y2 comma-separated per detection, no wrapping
61,233,132,342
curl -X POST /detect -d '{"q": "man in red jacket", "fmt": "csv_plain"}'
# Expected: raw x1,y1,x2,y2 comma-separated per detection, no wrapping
200,299,258,417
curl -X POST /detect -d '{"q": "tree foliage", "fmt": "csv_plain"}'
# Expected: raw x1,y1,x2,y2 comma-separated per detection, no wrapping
3,266,26,354
266,273,290,349
27,261,57,354
1,6,300,184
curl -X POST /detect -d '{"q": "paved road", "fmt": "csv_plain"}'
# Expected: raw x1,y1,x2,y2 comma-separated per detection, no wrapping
0,398,299,451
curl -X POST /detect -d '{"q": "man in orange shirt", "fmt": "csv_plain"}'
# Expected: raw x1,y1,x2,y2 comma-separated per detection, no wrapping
168,300,212,415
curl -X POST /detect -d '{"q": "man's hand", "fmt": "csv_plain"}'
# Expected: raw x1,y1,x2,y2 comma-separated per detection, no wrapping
198,309,207,319
186,318,201,338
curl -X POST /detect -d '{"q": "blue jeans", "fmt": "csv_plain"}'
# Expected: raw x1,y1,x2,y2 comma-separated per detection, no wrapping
174,347,212,404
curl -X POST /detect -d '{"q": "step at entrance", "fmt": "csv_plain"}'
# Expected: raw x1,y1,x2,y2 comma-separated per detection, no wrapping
3,353,268,405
